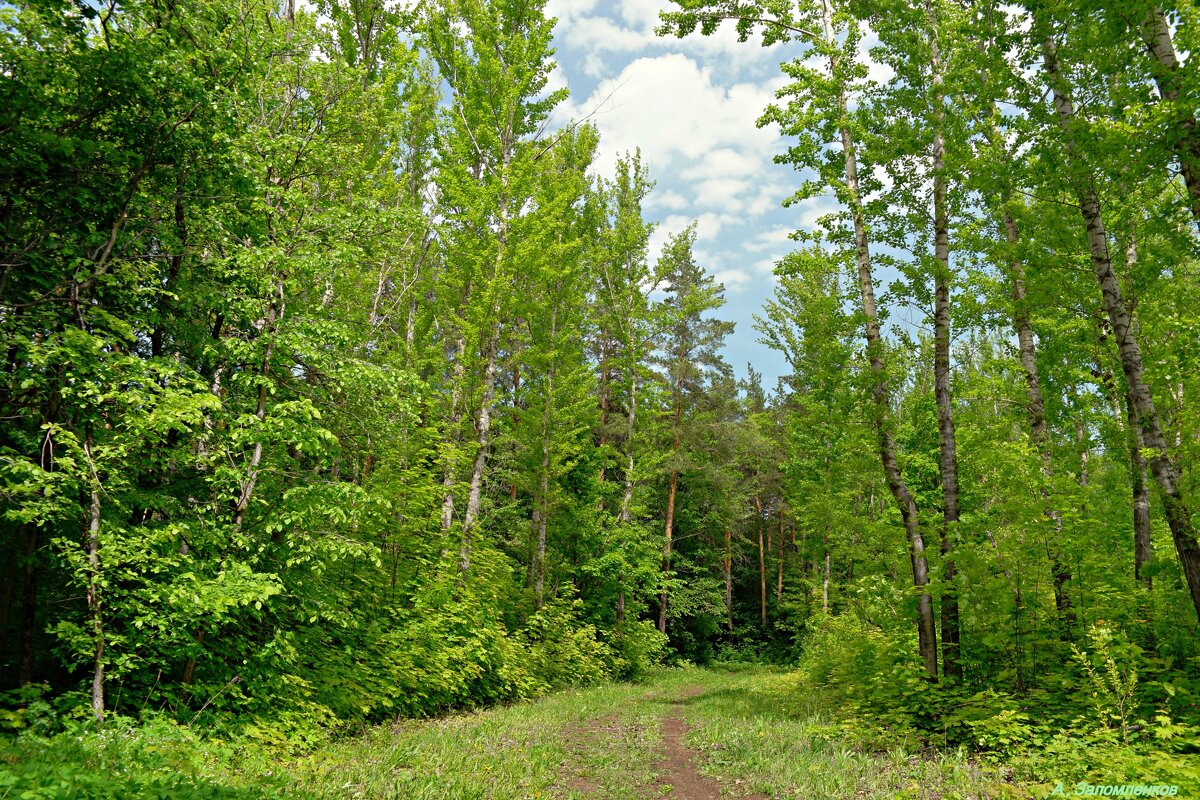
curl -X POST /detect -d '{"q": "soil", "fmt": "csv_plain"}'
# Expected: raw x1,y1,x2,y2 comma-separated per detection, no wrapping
553,685,769,799
650,686,768,800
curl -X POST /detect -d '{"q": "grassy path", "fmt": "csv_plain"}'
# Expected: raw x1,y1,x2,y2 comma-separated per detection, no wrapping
270,667,1026,799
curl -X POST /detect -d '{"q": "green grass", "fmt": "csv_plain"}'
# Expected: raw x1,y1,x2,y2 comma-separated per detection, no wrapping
255,667,1027,799
3,668,1047,799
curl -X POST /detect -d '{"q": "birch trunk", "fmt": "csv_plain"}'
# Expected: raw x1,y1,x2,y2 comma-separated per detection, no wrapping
1129,390,1154,587
925,0,960,679
461,323,499,574
724,527,733,636
1123,235,1153,588
756,496,767,626
1044,36,1200,622
1001,208,1074,628
184,285,278,685
776,512,784,602
1140,8,1200,234
822,548,831,614
441,332,467,534
619,373,637,524
533,308,557,610
821,0,937,678
658,389,682,635
84,427,104,725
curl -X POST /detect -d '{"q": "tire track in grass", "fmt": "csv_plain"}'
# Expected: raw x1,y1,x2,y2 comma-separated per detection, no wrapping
652,686,768,800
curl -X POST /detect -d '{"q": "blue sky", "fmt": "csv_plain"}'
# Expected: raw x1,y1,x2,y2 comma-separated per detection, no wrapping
542,0,832,390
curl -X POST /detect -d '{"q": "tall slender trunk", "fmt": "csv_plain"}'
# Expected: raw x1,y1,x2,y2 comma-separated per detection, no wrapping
184,284,277,685
619,373,637,524
461,140,512,574
1129,390,1153,587
1076,408,1090,488
1001,208,1074,628
925,0,961,679
756,496,767,626
617,370,637,624
1140,8,1200,234
597,332,612,495
724,527,733,636
822,546,831,614
821,0,937,678
658,389,682,635
461,323,499,574
533,308,557,610
1123,235,1153,588
511,363,521,500
84,426,104,725
441,332,466,534
1044,35,1200,622
776,511,784,602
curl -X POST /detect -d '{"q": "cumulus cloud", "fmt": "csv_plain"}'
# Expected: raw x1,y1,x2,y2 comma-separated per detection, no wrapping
716,268,753,291
793,195,843,232
745,226,797,254
544,1,812,381
557,54,784,218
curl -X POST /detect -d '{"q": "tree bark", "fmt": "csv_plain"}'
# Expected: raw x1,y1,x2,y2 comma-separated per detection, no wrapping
1001,208,1074,630
776,511,784,602
1044,35,1200,623
533,308,557,610
184,284,278,685
921,0,960,681
658,389,682,635
597,331,612,493
1123,235,1153,588
619,374,637,524
441,332,466,535
461,323,499,575
926,0,961,679
822,547,831,614
1140,7,1200,234
756,496,767,626
1129,390,1154,587
724,527,733,636
84,426,104,726
821,0,937,678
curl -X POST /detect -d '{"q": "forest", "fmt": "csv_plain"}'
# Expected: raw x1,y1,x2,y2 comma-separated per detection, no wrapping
1,0,1199,796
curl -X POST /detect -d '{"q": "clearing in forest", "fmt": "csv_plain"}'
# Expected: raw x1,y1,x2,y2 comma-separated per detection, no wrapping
273,667,1022,799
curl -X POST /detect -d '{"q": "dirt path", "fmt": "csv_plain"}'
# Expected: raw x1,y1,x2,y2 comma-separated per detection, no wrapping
651,686,768,800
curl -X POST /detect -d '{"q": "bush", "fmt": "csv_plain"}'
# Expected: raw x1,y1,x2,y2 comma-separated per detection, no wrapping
609,619,668,679
519,600,615,693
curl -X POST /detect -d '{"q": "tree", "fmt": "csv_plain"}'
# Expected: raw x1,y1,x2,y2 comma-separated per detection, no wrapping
653,225,734,635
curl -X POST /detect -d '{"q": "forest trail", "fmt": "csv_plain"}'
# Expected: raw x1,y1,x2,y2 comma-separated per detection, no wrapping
649,685,768,800
265,667,1019,799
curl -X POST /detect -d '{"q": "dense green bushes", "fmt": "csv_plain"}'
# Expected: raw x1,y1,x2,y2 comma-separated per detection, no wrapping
790,614,1200,792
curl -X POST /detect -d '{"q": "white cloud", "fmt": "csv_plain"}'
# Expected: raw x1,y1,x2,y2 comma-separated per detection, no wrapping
857,26,896,87
647,213,693,265
716,268,752,290
558,54,782,213
753,256,780,276
794,195,842,231
745,226,797,253
553,0,782,69
647,188,690,211
545,0,597,26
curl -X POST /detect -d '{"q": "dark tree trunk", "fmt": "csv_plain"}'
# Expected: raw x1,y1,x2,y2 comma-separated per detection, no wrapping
1140,8,1200,234
821,0,938,679
724,527,733,636
1044,36,1200,623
